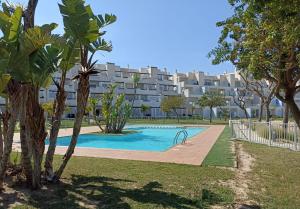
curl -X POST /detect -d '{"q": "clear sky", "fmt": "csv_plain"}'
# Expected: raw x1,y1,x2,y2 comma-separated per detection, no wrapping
17,0,234,74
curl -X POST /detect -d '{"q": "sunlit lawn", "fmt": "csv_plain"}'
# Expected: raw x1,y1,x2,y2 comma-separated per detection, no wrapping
202,126,235,167
243,142,300,209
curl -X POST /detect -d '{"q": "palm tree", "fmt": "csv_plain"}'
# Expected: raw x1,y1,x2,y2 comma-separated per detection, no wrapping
141,104,150,117
53,0,116,181
0,5,26,189
0,1,63,189
44,36,80,180
131,73,140,109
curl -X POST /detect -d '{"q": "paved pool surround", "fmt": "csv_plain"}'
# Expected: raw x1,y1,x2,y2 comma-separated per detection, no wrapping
12,125,225,166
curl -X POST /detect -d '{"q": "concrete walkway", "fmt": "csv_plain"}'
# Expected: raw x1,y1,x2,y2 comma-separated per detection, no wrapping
13,125,225,166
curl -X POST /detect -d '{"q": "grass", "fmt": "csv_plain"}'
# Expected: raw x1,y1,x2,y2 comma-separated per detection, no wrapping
128,118,229,125
243,142,300,209
90,129,140,135
45,118,228,130
5,155,235,209
202,126,235,167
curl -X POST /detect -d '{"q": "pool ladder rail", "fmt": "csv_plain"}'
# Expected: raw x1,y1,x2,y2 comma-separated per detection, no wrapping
173,129,188,145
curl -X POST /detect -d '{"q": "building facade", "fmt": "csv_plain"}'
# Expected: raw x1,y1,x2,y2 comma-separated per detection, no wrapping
0,63,285,118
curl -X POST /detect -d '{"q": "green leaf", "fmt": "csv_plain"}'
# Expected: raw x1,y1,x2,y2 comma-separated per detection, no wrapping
8,7,22,43
59,0,100,44
0,73,11,93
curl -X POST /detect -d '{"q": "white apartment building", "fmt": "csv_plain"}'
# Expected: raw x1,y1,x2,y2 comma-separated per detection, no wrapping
174,70,284,119
38,63,178,118
0,63,284,119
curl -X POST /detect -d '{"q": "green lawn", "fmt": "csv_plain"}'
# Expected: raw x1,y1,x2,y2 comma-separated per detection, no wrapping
128,118,229,125
8,156,234,209
202,126,235,167
243,142,300,209
50,118,229,130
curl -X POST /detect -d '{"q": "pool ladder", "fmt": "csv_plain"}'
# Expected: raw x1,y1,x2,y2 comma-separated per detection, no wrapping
173,129,188,145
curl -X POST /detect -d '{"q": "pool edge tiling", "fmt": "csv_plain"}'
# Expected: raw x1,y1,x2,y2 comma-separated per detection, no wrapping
12,125,225,166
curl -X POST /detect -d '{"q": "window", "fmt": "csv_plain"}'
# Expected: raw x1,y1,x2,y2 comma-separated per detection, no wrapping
149,84,156,90
90,81,99,89
138,84,146,90
102,83,109,88
49,90,57,99
141,95,148,101
67,92,76,100
126,83,134,89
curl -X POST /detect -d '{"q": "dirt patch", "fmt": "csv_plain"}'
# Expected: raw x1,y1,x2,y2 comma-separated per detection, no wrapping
217,141,260,209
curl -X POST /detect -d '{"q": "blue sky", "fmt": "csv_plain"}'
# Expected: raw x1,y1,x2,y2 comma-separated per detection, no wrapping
18,0,234,74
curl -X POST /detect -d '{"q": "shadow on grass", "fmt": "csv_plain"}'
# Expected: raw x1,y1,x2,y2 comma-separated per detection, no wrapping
1,175,228,209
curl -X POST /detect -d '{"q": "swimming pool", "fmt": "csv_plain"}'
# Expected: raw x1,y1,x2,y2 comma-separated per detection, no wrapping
50,126,205,152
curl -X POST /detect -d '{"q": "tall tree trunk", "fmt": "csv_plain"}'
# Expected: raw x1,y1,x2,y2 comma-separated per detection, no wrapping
0,81,21,189
283,104,289,124
173,109,179,123
265,103,271,122
19,85,33,186
26,86,47,190
54,75,90,181
286,98,300,129
243,108,249,119
24,0,38,29
259,103,263,122
0,115,3,162
44,81,67,180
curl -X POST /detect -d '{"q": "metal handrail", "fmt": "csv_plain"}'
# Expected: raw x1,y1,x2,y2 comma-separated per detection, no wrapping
173,129,188,145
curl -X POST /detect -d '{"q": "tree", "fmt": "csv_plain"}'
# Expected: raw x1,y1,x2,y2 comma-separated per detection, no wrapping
209,0,300,128
131,73,140,109
53,0,116,181
161,96,185,122
0,1,62,189
141,104,150,117
198,93,226,123
87,97,103,129
44,35,80,181
238,72,276,122
100,84,132,133
219,107,229,121
233,88,250,119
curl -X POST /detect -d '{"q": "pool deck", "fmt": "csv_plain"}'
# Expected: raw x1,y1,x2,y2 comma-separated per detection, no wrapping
12,125,225,166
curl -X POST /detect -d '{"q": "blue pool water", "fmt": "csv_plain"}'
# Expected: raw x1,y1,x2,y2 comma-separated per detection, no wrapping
50,126,205,152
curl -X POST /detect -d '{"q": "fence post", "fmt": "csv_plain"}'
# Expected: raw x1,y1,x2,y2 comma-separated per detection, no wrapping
268,121,272,146
230,120,234,139
248,119,252,141
294,123,298,151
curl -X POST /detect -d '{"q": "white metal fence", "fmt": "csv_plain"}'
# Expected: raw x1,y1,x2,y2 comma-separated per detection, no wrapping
229,120,300,151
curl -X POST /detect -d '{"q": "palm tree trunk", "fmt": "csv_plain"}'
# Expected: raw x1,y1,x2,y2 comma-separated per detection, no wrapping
0,115,3,162
44,85,67,180
19,85,33,186
0,81,21,189
26,86,47,189
54,75,90,181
